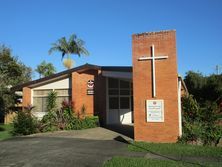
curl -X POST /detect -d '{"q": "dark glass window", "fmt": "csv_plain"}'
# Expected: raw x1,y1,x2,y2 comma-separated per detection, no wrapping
120,80,129,89
109,97,119,109
120,97,130,109
108,78,119,88
120,90,130,95
109,89,119,95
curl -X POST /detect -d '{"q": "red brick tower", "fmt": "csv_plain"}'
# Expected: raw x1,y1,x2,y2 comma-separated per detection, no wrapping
132,30,179,142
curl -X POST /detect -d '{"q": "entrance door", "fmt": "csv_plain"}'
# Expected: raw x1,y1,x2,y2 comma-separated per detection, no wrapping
107,78,133,124
119,96,131,124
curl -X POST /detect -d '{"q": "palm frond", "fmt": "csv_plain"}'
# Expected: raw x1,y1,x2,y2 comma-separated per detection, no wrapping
69,34,77,44
49,34,89,67
48,45,60,55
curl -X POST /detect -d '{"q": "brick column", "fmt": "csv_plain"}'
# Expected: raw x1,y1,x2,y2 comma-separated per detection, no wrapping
71,70,97,116
132,30,179,142
22,87,31,108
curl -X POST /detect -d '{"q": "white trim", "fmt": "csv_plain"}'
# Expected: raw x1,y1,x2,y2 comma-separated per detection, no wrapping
33,95,70,97
31,89,33,105
152,45,156,97
138,56,168,60
178,79,182,136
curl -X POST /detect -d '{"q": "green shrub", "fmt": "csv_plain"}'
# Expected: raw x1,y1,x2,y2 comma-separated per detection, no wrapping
47,91,57,112
12,106,37,135
179,95,222,146
64,116,99,130
40,91,58,132
65,117,82,130
180,121,202,143
39,99,99,132
81,116,99,129
41,111,57,132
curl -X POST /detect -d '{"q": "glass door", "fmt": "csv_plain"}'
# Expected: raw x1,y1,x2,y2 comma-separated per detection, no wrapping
107,78,133,124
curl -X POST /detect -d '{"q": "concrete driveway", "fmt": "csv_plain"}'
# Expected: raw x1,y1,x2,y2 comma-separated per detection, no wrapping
0,127,144,167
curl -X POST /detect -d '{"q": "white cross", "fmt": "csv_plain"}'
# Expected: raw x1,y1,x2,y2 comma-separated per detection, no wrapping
138,44,168,98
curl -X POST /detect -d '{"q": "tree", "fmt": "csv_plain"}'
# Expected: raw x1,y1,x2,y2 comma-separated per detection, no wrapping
184,71,206,103
35,61,56,78
181,95,221,146
0,45,32,122
184,71,222,104
48,34,89,69
182,71,222,145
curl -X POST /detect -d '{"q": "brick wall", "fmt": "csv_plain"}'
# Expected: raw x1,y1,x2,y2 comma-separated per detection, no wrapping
22,87,31,108
132,30,179,142
71,69,106,121
72,70,96,116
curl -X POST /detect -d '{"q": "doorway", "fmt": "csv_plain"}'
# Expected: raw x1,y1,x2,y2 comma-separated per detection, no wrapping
106,78,133,124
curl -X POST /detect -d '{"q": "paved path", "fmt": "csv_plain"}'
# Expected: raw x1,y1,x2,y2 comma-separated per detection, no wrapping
29,127,133,141
0,128,144,167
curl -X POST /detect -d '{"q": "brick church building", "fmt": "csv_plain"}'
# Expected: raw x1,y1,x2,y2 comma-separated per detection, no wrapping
12,30,187,143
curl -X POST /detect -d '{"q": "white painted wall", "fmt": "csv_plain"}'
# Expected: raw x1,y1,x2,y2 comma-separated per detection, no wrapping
33,78,70,90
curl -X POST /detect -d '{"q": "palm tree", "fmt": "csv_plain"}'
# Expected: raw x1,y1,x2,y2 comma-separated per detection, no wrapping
35,61,56,78
48,34,89,69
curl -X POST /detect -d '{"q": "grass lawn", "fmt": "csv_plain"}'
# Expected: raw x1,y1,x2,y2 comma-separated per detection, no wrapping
128,142,222,157
103,142,222,167
103,156,222,167
103,157,202,167
0,124,13,141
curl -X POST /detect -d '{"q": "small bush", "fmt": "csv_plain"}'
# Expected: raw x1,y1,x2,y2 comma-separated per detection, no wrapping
81,116,99,129
65,117,82,130
39,91,59,132
12,106,37,135
41,99,99,132
179,95,222,146
41,111,57,132
47,91,57,112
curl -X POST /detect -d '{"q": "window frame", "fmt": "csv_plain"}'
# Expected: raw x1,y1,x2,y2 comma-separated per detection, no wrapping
32,88,71,112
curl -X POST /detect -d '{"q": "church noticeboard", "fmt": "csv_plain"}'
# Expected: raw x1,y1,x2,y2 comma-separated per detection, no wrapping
146,100,164,122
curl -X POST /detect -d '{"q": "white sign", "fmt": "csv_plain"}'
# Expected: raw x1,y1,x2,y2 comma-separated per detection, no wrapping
146,100,164,122
87,89,94,95
87,80,94,95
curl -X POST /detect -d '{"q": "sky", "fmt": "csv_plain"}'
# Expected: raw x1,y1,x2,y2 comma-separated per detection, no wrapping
0,0,222,79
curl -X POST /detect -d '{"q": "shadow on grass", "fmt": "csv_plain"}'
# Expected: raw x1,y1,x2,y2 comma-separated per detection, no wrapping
129,142,206,167
0,127,5,131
